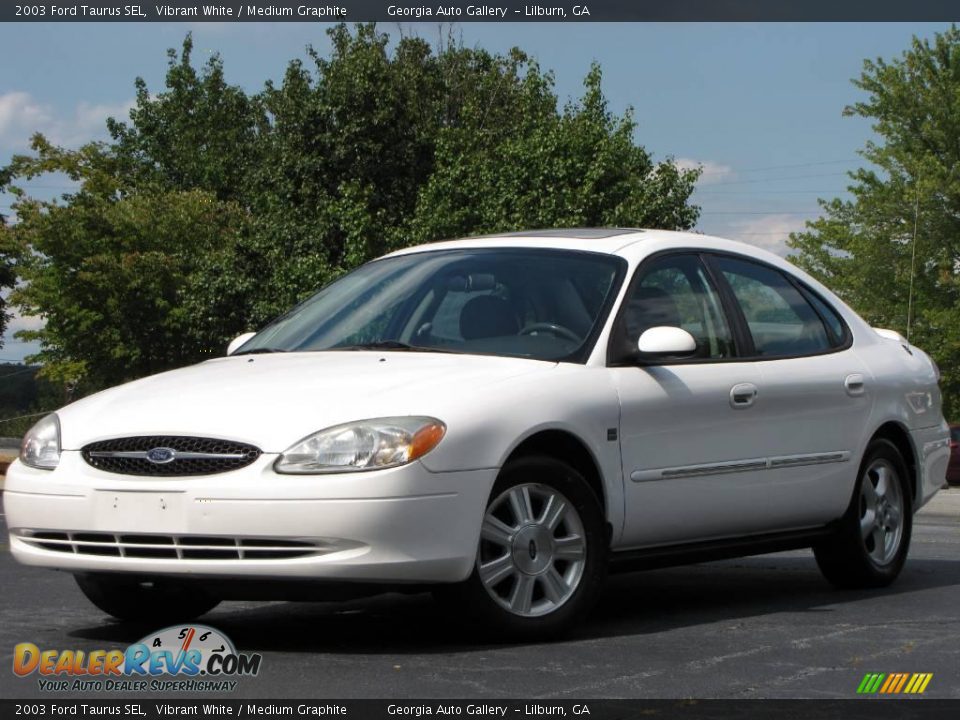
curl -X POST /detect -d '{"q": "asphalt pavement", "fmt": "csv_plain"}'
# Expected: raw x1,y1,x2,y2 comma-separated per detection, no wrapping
1,490,958,699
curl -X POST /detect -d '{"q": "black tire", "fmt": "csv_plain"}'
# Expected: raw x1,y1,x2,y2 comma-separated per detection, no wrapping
75,574,220,623
436,455,608,641
814,438,913,589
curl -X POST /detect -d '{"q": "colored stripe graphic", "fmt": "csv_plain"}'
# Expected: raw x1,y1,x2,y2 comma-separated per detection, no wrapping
857,673,885,693
905,673,933,694
893,673,909,693
857,672,932,694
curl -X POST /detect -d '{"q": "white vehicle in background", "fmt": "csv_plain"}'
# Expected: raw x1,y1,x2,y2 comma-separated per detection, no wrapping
6,229,948,639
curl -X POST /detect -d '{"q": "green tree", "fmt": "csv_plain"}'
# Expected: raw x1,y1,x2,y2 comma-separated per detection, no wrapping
5,136,247,387
411,63,698,241
107,33,263,201
0,222,18,347
0,165,19,346
789,26,960,418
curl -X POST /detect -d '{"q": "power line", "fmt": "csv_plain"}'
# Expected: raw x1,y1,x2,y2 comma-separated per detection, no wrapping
0,410,47,425
696,189,850,195
704,172,851,186
699,210,816,216
0,367,38,380
724,231,804,236
696,158,858,177
6,185,79,192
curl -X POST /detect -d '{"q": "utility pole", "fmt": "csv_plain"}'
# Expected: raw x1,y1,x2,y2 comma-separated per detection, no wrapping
906,178,920,342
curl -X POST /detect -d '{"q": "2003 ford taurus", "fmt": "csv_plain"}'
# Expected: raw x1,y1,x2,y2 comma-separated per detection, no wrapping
5,229,949,638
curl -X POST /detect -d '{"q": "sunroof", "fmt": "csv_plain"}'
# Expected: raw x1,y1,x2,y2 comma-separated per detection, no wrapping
477,228,644,239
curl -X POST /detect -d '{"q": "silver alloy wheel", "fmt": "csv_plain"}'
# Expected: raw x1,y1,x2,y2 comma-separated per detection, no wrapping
859,458,904,566
477,483,587,618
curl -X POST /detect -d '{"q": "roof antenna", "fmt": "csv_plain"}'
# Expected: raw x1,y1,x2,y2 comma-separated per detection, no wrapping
906,177,920,343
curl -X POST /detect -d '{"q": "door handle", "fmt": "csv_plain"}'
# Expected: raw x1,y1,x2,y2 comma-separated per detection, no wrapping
730,383,758,409
845,373,866,397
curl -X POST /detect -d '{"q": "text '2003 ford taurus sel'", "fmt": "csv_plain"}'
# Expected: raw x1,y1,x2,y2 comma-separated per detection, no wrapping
6,229,949,638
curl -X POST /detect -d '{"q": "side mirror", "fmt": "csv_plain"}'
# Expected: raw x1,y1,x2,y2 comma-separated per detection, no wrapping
226,332,257,356
637,326,697,361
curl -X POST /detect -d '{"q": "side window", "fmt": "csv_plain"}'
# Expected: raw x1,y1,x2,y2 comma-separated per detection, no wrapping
614,255,734,361
715,256,831,357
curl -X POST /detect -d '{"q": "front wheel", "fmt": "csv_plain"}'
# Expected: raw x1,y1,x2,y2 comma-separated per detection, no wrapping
814,438,913,588
438,456,608,640
75,573,220,623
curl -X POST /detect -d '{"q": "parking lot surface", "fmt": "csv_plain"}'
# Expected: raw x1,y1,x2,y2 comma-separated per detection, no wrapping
1,490,958,699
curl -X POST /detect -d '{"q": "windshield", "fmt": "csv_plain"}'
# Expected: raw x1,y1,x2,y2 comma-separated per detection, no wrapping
237,248,626,362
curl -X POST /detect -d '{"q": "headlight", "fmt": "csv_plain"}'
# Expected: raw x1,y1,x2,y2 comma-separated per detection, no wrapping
274,417,446,474
20,414,61,470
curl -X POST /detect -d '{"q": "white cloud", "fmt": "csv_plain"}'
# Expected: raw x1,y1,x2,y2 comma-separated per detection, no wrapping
725,214,809,257
0,92,55,152
7,309,44,334
1,307,43,363
675,158,736,185
0,91,134,154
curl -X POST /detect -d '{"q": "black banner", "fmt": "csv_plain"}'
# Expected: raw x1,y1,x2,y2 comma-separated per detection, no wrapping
2,700,960,720
2,1,960,23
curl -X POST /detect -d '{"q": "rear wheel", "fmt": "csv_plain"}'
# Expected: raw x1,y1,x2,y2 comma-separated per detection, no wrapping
75,574,220,623
814,438,913,588
438,456,607,640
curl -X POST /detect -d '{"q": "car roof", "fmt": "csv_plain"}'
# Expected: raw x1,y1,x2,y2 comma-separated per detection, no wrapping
384,228,647,257
385,227,785,266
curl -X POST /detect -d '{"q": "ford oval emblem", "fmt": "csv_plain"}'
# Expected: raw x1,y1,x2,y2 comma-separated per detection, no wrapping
146,447,177,464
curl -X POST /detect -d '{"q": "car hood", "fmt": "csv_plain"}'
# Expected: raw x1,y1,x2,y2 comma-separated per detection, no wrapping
57,351,555,452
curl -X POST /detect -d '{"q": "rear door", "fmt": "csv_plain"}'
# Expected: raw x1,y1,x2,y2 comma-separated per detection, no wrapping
707,254,874,527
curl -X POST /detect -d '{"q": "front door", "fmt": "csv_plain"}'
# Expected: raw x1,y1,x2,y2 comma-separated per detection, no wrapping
611,253,768,548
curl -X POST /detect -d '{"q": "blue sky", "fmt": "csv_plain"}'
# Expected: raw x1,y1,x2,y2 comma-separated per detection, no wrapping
0,21,952,362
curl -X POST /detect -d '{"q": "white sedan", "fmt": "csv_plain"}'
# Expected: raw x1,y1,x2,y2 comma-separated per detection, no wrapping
6,229,949,639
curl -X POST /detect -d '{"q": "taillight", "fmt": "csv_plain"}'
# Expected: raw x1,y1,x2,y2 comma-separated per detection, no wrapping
951,441,958,450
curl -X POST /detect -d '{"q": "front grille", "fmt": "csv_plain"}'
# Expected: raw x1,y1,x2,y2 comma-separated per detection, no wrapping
82,436,261,476
19,531,322,560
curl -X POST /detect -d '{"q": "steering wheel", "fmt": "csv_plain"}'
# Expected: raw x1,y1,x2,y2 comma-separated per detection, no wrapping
518,322,581,343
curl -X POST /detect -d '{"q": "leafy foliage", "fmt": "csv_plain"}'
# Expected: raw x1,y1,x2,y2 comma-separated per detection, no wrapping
789,26,960,418
0,223,17,346
0,162,19,344
6,138,246,386
3,24,700,389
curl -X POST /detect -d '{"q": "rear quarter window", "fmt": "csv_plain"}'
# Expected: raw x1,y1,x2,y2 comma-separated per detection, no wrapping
802,287,849,347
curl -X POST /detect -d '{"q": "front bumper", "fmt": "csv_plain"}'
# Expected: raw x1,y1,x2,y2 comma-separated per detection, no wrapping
4,451,495,584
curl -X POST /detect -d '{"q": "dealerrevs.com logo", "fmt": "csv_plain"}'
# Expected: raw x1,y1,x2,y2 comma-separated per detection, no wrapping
13,625,262,692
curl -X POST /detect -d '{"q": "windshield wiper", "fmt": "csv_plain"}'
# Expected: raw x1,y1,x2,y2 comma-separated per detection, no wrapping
335,340,461,354
232,347,289,355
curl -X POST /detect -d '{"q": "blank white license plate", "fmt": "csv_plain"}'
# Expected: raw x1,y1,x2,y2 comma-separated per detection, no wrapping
94,491,187,534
